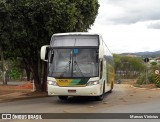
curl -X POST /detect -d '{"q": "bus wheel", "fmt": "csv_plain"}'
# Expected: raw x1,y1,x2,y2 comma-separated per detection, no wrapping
95,94,104,101
95,83,105,101
58,96,68,100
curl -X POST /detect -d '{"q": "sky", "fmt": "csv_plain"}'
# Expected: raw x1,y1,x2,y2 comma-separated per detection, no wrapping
89,0,160,54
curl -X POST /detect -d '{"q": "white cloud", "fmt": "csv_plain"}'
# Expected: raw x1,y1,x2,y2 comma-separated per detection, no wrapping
104,0,160,24
89,0,160,53
148,20,160,29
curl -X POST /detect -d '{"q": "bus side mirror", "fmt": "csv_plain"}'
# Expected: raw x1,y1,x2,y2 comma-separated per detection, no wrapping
40,45,49,61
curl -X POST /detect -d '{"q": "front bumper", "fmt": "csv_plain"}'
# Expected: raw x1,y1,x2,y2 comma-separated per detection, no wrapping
48,84,102,96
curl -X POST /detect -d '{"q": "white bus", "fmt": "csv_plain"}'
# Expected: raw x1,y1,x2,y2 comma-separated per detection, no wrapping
41,32,115,101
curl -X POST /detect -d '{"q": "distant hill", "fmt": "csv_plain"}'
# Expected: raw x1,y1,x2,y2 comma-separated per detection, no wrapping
120,50,160,58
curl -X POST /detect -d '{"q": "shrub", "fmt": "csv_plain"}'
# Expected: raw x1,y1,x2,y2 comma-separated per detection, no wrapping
137,73,146,85
9,69,21,80
148,73,156,84
137,70,160,88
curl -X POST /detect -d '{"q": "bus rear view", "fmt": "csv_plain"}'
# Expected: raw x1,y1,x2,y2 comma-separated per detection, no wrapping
41,33,115,101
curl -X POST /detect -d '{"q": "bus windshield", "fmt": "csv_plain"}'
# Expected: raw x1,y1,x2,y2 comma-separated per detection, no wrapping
48,48,99,78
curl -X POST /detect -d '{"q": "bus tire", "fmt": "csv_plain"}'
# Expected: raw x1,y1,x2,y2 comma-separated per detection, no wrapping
95,83,105,101
58,96,68,100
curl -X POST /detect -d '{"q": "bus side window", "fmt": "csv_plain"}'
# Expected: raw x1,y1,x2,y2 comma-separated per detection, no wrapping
100,60,103,79
96,50,99,63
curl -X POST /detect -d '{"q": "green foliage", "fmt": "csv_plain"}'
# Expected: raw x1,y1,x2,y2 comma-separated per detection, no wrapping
150,61,157,66
137,72,155,85
137,71,160,87
9,68,21,80
113,54,145,79
3,0,99,59
0,58,24,81
137,73,146,85
0,0,99,90
115,74,121,80
137,64,160,87
148,73,156,84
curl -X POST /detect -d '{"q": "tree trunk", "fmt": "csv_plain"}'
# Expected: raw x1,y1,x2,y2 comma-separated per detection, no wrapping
25,65,31,81
32,60,42,92
21,49,43,92
0,44,7,85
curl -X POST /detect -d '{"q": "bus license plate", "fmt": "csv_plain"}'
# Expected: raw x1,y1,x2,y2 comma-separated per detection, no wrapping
68,89,76,93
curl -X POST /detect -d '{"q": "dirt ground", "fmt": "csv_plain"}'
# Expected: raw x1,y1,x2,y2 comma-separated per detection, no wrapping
120,84,160,104
0,82,33,95
0,82,47,102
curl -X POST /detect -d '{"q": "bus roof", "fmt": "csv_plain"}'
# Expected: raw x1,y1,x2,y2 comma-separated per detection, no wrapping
52,32,101,37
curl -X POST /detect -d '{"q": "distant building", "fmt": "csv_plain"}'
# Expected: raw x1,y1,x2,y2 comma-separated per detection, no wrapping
126,54,139,57
148,57,160,65
156,57,160,63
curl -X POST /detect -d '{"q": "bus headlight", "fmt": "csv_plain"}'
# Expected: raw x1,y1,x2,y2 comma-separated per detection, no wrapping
87,81,99,86
48,81,58,86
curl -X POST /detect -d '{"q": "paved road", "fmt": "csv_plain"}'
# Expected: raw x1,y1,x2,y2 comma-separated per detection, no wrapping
0,84,160,122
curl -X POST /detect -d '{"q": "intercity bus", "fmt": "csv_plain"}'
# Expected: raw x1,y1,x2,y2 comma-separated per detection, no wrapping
40,32,115,101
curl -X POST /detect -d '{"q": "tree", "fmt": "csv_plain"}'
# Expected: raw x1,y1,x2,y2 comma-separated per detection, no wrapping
0,0,12,84
1,0,99,91
113,54,145,79
150,61,157,66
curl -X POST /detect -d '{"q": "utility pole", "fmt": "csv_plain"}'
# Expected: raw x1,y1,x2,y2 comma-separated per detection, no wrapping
144,58,149,84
